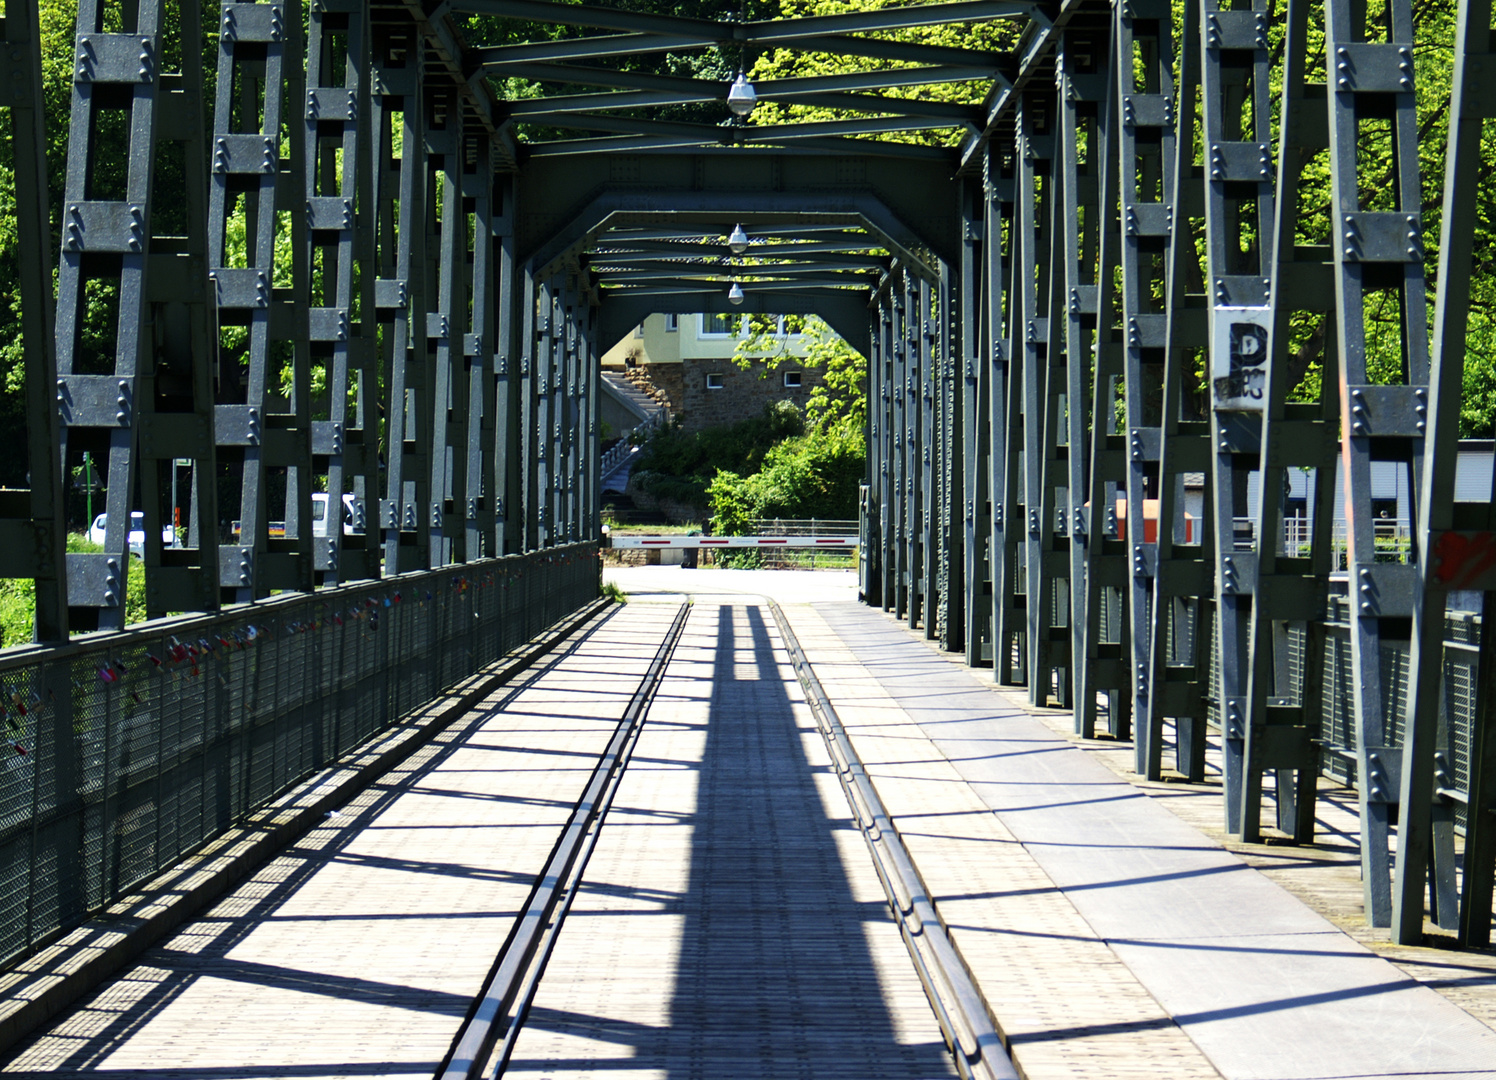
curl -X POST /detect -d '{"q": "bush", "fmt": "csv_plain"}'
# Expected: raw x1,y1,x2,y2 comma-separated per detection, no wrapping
635,401,803,479
708,416,865,530
631,401,806,514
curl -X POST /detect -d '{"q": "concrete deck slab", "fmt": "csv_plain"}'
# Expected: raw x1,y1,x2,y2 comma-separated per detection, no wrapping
811,601,1496,1080
505,598,955,1079
0,604,681,1080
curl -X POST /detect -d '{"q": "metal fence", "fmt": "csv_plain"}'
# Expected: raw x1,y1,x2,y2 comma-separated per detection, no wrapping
1191,592,1482,833
746,518,859,537
0,543,599,966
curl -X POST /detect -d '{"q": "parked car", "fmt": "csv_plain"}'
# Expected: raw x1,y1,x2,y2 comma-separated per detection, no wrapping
87,511,176,555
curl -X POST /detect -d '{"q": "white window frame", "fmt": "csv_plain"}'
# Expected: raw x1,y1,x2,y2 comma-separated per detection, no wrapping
664,313,679,332
699,313,744,338
705,372,725,390
782,370,803,388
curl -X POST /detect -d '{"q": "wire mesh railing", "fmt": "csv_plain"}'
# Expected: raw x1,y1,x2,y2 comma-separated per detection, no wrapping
1198,588,1481,832
0,543,599,967
745,518,860,537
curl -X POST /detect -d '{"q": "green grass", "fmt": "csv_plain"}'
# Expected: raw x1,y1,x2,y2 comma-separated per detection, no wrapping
0,534,148,649
605,522,702,534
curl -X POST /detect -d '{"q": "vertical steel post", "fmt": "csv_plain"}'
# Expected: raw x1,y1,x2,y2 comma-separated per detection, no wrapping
57,0,219,629
1115,0,1176,767
466,149,497,562
1396,0,1496,946
494,178,523,556
961,181,987,666
305,0,373,585
427,97,468,568
3,0,68,641
1080,32,1130,741
1324,0,1431,927
376,39,428,574
1016,91,1058,705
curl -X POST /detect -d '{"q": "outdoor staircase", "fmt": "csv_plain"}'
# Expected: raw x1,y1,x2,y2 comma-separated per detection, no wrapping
599,370,670,492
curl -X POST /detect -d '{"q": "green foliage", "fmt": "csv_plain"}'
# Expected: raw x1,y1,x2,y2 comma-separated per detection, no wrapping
733,314,868,428
749,0,1023,147
707,414,865,528
0,579,34,651
602,580,629,605
630,401,805,509
0,534,147,649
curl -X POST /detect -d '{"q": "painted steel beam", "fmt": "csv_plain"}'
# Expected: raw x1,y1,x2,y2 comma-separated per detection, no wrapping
491,61,1005,98
1,2,68,642
376,44,432,574
592,264,882,282
481,32,1004,72
1142,0,1212,786
590,245,888,265
507,87,982,124
1401,0,1496,948
57,0,220,631
1055,23,1122,738
522,131,958,162
1323,0,1432,928
462,0,1031,48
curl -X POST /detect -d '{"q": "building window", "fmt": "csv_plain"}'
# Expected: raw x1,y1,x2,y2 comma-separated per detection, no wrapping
700,313,743,337
634,323,644,337
664,313,679,332
783,370,803,388
706,372,724,390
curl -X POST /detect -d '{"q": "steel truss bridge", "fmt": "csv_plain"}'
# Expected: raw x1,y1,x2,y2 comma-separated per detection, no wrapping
0,0,1493,970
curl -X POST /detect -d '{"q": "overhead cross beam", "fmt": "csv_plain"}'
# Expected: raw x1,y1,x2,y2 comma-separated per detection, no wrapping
480,32,1006,70
523,130,958,160
459,0,1035,42
493,63,1007,101
508,89,983,124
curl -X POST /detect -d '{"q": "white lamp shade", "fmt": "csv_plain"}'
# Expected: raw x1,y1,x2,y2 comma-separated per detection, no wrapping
728,282,745,305
728,223,750,254
727,72,757,117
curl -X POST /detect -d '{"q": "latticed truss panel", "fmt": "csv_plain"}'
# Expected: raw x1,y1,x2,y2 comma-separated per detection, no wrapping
0,0,1491,947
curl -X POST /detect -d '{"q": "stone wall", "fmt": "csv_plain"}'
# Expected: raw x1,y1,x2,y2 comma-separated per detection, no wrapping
639,357,836,434
631,362,686,419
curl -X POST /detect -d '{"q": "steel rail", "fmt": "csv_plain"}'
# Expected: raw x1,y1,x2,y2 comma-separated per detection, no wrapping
766,600,1019,1080
434,601,692,1080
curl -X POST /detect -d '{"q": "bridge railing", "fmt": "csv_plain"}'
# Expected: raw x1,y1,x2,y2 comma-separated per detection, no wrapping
0,543,599,967
1191,594,1482,833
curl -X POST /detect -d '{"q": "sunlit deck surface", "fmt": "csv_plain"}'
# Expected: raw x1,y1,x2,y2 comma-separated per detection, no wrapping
3,568,1495,1080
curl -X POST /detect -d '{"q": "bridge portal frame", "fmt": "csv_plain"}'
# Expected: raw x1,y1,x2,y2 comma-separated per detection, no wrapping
0,0,1494,949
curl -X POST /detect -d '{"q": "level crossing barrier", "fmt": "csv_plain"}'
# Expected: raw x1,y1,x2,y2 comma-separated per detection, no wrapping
0,543,599,968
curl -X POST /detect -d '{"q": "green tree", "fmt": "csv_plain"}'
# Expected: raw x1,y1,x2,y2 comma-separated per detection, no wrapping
734,314,867,429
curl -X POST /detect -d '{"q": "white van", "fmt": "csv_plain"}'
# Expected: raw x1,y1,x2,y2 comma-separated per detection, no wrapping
87,511,176,555
311,492,363,537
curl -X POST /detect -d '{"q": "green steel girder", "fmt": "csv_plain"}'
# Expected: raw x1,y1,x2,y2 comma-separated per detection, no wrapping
459,0,1036,41
492,61,1007,99
4,0,1495,954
